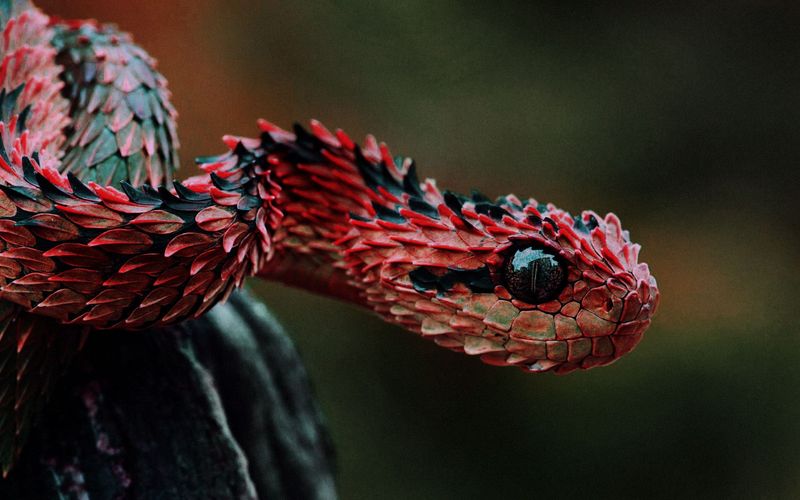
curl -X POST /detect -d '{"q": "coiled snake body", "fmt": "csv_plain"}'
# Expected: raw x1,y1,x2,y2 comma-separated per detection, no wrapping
0,1,659,473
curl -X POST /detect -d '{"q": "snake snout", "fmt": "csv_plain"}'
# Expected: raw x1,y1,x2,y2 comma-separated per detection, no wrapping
494,210,660,374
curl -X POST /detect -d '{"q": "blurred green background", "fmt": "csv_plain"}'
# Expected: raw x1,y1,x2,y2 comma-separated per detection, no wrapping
39,1,800,498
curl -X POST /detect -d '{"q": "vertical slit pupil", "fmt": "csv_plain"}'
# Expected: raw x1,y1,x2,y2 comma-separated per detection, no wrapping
502,245,567,304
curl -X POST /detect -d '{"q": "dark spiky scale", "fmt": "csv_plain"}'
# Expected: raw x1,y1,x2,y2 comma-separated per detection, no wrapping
16,105,30,131
526,215,542,228
20,158,38,186
233,142,257,165
120,181,161,206
67,173,101,202
292,123,325,151
157,186,211,212
376,161,405,196
373,203,406,224
173,182,211,203
353,146,404,196
210,172,246,191
440,191,479,231
259,131,276,148
475,202,510,220
283,125,326,164
443,191,465,213
402,161,426,200
2,184,39,203
408,197,439,220
34,173,73,205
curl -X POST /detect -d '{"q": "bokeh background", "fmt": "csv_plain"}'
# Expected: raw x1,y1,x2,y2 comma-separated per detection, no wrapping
39,1,800,498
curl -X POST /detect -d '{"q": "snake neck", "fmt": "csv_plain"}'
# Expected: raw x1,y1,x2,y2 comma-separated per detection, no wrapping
238,120,449,306
196,121,370,304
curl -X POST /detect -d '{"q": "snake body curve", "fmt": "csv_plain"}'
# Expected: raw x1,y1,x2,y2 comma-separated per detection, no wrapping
0,1,659,472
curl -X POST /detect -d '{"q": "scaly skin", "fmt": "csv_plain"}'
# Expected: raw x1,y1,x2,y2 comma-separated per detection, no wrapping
0,2,659,474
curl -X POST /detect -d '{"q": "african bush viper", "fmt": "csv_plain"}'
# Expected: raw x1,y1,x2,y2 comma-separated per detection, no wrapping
0,0,659,473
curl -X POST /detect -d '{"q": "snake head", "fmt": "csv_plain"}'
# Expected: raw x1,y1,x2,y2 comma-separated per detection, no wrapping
252,120,659,374
347,183,659,374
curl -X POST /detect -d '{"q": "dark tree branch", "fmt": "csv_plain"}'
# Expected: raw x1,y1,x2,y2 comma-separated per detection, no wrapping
0,289,337,500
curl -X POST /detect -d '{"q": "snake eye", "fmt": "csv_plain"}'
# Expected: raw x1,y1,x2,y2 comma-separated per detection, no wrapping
502,245,567,304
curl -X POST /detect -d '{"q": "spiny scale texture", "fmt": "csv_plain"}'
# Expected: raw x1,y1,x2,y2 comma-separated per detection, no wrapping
52,19,179,187
0,1,659,476
0,140,279,329
0,4,85,473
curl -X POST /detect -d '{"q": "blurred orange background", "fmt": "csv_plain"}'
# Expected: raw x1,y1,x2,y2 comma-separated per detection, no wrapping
37,1,800,498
